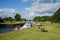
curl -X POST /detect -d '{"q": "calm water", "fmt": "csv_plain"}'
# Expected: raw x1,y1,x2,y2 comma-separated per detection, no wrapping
0,28,15,33
0,21,31,33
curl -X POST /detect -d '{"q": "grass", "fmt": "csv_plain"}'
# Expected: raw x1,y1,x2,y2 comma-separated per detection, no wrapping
0,21,25,24
0,22,60,40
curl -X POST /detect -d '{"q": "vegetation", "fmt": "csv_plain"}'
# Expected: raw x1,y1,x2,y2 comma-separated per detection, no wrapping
34,16,41,22
0,13,26,24
0,23,60,40
15,13,21,21
0,8,60,40
34,16,51,22
3,17,13,22
0,21,24,24
34,8,60,23
0,17,4,23
52,8,60,23
21,18,26,21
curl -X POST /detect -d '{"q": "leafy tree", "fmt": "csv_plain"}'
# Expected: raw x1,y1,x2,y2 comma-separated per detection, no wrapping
53,8,60,23
15,13,21,21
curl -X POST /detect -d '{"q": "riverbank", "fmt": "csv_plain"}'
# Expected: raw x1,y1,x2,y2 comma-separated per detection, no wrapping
0,21,25,28
0,23,60,40
0,21,25,24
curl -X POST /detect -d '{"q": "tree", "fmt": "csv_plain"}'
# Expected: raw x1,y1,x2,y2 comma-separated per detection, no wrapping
3,17,13,22
15,13,21,21
4,17,9,21
21,18,26,21
0,17,4,23
53,8,60,23
34,16,51,22
41,16,51,21
8,17,13,22
34,16,41,22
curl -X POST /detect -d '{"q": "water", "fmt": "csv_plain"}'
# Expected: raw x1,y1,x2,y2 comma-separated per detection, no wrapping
0,28,15,33
20,21,32,29
0,21,31,33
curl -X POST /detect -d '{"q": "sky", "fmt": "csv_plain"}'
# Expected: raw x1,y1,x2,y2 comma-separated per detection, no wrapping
0,0,60,20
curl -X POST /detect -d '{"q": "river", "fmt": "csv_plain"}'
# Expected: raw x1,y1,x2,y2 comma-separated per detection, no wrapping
0,21,32,33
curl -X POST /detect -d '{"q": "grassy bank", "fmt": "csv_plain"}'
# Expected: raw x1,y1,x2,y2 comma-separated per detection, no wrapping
0,21,25,28
0,23,60,40
0,21,25,24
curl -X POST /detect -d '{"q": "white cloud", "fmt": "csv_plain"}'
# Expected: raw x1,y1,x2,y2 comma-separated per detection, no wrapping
0,9,4,13
35,0,53,3
22,0,60,20
23,0,54,3
0,8,20,18
23,0,28,2
56,0,60,2
0,8,17,14
24,1,60,19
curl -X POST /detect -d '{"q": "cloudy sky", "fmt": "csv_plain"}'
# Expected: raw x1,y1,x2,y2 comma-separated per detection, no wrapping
0,0,60,19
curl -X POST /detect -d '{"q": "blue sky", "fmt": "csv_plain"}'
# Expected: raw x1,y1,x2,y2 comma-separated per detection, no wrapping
0,0,60,19
0,0,32,10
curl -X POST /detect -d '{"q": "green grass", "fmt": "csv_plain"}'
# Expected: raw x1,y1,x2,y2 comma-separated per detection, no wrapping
0,21,24,24
0,23,60,40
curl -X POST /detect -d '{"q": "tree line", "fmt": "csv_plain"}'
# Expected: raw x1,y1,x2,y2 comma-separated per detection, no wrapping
34,8,60,23
0,8,60,23
0,13,26,23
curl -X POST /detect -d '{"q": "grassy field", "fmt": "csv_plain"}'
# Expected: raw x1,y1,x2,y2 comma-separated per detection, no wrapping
0,22,60,40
